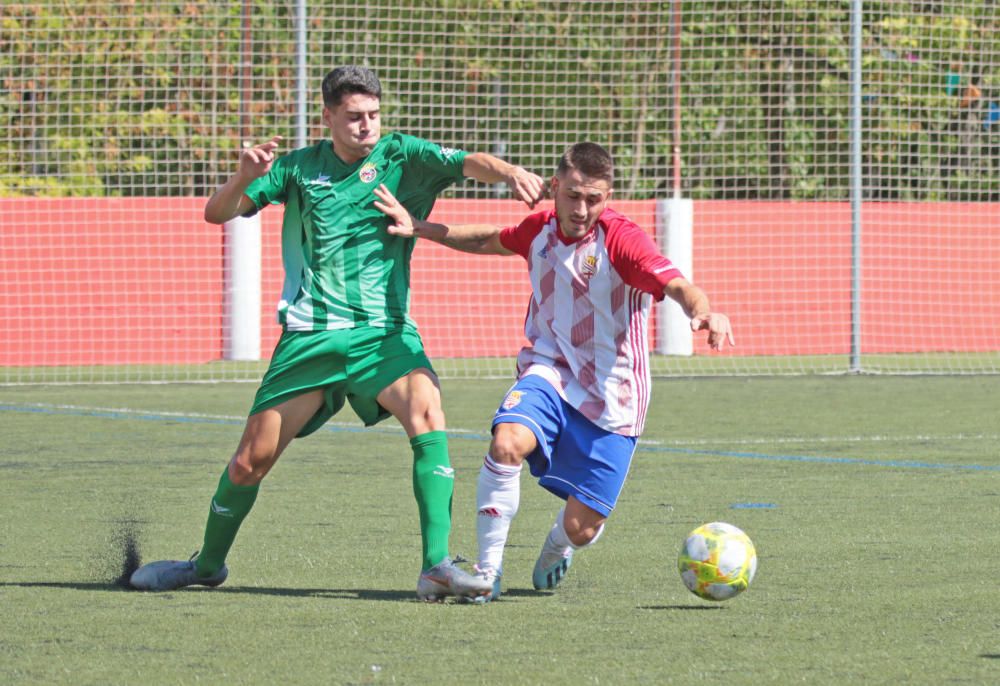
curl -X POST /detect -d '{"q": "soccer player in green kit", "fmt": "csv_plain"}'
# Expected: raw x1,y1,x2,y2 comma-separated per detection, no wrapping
130,65,546,601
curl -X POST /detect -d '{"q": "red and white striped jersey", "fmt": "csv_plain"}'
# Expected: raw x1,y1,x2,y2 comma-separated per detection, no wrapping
499,207,684,436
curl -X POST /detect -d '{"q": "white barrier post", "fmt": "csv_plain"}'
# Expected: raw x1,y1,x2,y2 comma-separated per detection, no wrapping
655,198,694,356
222,214,262,360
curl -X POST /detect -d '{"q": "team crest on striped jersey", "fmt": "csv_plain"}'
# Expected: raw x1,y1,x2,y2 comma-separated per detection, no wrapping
580,254,599,279
502,390,524,409
359,162,378,183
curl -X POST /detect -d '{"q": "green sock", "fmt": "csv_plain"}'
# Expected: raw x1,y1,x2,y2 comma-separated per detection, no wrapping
411,431,454,570
194,467,259,577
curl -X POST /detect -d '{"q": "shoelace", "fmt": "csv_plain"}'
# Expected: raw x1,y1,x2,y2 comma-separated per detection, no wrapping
472,564,500,581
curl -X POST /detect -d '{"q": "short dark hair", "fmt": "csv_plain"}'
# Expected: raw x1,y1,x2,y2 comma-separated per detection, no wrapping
321,66,382,108
556,142,614,185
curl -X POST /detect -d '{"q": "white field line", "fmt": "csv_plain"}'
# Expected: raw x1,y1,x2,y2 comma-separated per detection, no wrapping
638,433,1000,447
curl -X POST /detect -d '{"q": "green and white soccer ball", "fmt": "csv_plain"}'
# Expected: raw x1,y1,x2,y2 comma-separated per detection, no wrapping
678,522,757,601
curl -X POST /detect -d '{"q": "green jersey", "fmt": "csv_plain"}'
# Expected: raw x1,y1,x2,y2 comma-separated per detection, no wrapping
244,132,468,331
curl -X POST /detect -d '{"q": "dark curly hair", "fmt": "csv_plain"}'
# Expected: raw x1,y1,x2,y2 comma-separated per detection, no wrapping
321,66,382,108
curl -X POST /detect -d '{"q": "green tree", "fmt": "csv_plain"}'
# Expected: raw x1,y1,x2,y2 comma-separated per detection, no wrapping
1,0,996,200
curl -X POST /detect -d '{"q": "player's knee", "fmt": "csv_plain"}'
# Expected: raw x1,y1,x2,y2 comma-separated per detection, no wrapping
390,377,446,435
228,447,275,485
423,403,446,432
489,427,530,466
227,457,257,485
407,402,445,435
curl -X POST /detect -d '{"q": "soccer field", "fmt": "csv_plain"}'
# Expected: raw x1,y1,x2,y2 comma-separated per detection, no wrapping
1,374,999,685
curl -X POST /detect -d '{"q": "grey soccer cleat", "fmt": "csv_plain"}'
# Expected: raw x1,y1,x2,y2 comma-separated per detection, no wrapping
129,553,228,592
417,557,494,602
532,546,573,590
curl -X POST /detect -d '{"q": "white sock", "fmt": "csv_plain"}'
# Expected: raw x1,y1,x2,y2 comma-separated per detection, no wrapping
541,506,606,561
476,454,522,574
541,507,574,559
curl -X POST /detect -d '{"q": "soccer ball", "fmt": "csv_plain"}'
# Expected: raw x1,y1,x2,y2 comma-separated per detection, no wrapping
678,522,757,601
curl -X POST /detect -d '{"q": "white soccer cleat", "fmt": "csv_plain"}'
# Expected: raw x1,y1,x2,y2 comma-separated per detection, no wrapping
416,557,494,602
129,553,228,592
458,565,502,604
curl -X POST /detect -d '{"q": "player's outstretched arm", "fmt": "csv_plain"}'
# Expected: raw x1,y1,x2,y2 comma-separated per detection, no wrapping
462,152,547,209
204,135,283,224
373,184,513,256
663,277,736,351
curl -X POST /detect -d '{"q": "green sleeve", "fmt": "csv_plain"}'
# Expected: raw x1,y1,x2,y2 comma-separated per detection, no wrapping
243,152,292,211
396,134,469,219
402,135,467,183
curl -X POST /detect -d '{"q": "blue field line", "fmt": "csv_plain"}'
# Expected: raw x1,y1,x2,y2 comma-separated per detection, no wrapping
2,402,998,473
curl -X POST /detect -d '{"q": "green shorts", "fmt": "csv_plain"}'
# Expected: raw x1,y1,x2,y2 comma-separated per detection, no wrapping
249,326,434,437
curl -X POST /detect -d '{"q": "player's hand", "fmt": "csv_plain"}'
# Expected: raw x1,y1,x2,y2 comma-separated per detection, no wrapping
506,166,547,209
373,184,416,237
238,135,283,180
691,312,735,351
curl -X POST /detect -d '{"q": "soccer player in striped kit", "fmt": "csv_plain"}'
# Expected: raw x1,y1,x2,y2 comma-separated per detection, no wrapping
374,142,734,601
129,65,546,601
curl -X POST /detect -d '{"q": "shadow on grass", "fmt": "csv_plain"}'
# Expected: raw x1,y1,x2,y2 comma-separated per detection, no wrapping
500,588,546,598
213,586,415,601
980,654,1000,660
0,581,501,602
3,583,731,607
637,604,725,611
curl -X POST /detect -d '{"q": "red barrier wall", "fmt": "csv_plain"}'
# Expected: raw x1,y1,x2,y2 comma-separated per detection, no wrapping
693,201,1000,355
2,198,997,366
1,198,221,365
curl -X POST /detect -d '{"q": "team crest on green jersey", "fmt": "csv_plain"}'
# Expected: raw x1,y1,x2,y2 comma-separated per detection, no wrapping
359,162,378,183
